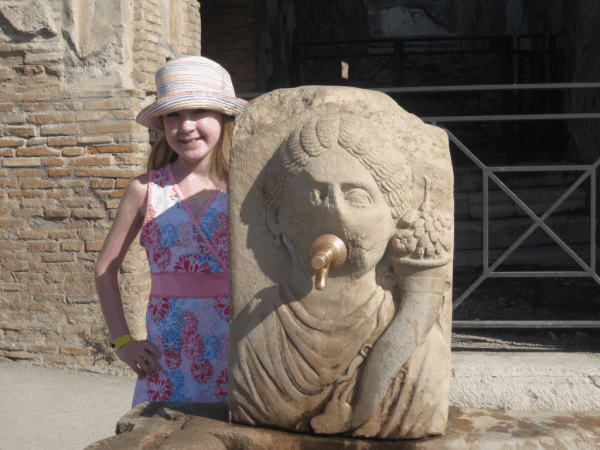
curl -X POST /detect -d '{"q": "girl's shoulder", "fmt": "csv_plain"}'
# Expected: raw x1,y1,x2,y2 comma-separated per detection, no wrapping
124,172,150,221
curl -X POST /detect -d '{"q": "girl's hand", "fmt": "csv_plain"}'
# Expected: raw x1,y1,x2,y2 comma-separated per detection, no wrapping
115,340,161,378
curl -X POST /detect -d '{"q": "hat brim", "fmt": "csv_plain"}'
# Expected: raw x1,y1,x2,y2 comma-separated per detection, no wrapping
136,91,248,131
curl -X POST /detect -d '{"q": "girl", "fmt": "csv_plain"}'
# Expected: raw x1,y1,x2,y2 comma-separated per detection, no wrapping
95,56,246,406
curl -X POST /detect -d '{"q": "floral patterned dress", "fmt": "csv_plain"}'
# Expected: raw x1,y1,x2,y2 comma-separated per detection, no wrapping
132,164,229,407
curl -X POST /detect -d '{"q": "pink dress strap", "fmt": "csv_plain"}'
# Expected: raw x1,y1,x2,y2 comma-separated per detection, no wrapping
167,164,229,273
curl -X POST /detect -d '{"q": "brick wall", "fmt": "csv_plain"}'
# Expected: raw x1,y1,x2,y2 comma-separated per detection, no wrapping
133,0,203,91
0,0,202,370
201,0,257,93
0,89,150,367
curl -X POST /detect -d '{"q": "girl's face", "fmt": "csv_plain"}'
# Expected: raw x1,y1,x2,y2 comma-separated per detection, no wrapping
163,109,223,163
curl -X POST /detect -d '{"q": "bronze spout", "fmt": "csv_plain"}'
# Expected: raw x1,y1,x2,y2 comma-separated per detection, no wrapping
310,234,347,290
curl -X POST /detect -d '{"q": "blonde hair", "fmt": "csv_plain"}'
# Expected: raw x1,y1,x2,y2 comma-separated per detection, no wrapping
146,114,235,181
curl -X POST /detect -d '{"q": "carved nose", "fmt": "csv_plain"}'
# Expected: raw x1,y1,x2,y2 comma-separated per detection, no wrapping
310,234,348,290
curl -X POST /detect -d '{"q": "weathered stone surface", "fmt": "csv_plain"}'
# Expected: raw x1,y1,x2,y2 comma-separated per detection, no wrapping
450,352,600,412
0,0,58,37
228,86,454,439
85,402,600,450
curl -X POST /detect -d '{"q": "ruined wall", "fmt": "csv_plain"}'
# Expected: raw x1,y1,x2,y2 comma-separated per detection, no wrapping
367,0,451,36
255,0,294,91
521,0,600,164
201,0,257,93
0,0,201,369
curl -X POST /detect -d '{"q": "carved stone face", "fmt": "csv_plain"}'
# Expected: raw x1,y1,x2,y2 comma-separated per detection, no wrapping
272,145,398,278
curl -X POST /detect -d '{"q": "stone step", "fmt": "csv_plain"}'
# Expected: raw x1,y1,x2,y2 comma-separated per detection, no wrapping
450,352,600,412
455,186,587,220
454,165,581,193
454,244,597,268
455,168,582,193
454,213,592,251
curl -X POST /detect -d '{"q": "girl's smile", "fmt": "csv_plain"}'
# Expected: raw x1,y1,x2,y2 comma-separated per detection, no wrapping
164,109,223,162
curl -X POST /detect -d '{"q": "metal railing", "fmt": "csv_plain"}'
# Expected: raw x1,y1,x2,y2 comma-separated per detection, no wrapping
237,82,600,329
289,35,558,89
422,83,600,329
444,131,600,329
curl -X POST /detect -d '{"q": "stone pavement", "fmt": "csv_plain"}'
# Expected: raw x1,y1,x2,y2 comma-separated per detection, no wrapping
0,357,136,450
2,351,599,450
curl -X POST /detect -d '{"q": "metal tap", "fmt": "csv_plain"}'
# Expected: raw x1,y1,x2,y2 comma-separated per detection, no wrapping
310,234,347,290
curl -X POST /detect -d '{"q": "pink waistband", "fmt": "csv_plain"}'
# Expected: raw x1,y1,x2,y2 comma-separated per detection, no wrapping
150,272,229,298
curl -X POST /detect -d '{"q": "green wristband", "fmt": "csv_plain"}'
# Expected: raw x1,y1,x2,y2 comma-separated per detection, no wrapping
112,334,132,349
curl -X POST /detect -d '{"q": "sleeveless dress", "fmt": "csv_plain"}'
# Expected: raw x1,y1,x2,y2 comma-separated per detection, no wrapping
132,164,229,407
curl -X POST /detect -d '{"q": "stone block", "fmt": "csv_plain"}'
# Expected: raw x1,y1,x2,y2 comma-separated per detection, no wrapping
17,64,45,75
28,241,59,252
2,157,41,167
83,122,141,134
488,216,593,249
1,350,41,360
84,402,600,450
46,189,72,199
43,158,66,167
48,136,77,146
82,99,127,110
69,156,112,166
48,230,78,240
13,208,43,217
91,179,115,189
18,230,47,239
85,241,105,252
16,147,60,156
28,344,58,353
59,346,90,356
62,146,85,156
41,253,76,263
78,135,113,144
58,179,87,188
24,53,62,64
62,241,84,252
6,126,36,137
13,168,43,177
0,113,27,124
44,208,71,219
47,168,73,177
26,137,48,146
229,86,454,440
28,113,75,124
73,168,138,178
73,209,106,219
454,193,469,220
0,138,26,147
41,123,79,136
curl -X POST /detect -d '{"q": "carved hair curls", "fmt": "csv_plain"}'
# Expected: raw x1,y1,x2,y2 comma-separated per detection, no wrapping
264,114,414,218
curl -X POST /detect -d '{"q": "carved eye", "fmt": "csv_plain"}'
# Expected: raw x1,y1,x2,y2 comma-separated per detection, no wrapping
308,189,326,204
344,188,372,207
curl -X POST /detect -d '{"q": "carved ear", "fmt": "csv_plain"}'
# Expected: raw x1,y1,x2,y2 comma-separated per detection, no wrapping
266,208,282,245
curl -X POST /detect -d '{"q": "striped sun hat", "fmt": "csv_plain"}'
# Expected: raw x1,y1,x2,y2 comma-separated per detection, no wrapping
135,56,248,132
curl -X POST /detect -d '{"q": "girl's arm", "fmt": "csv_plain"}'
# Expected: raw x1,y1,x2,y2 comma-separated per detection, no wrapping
95,173,159,377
